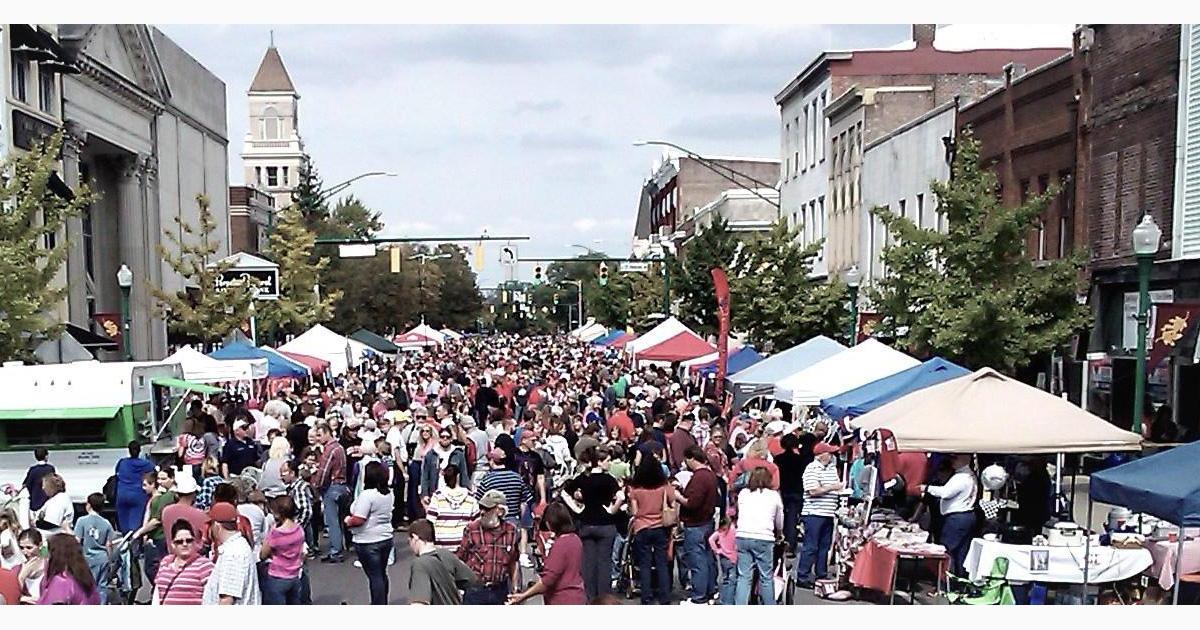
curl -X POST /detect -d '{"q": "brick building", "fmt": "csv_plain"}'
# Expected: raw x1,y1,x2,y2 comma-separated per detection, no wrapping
634,155,779,243
228,185,275,255
1082,24,1186,431
775,23,1070,280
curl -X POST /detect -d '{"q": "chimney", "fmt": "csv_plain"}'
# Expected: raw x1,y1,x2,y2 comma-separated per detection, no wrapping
912,24,936,48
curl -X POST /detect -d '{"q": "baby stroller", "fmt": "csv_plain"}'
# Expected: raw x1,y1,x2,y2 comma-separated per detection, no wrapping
526,502,554,577
104,532,139,605
748,541,792,605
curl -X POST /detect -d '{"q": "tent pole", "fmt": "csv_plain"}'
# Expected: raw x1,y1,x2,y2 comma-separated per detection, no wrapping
1173,529,1186,605
1055,453,1064,514
1082,499,1093,603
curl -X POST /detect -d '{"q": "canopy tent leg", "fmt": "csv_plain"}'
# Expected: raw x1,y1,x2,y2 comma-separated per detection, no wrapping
1173,530,1186,605
1082,499,1093,604
1055,453,1064,514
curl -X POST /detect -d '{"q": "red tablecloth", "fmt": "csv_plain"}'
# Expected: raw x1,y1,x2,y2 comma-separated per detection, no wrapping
850,539,949,595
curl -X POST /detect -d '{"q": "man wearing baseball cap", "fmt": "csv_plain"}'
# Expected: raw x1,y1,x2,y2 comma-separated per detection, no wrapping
221,418,261,478
456,489,520,604
202,503,260,605
162,475,211,550
795,442,844,588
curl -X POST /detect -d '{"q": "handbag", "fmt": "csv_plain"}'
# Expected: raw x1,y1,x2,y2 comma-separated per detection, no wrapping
660,486,679,528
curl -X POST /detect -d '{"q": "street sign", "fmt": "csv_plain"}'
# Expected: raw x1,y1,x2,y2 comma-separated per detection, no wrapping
619,261,649,273
216,268,279,300
338,243,377,258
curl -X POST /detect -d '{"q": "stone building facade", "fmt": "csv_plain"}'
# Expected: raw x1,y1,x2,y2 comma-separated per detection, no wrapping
241,45,303,210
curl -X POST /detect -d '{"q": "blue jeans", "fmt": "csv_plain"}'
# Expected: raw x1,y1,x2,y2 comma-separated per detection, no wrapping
261,574,303,604
795,515,833,584
355,538,393,605
462,581,510,604
734,537,775,605
718,556,737,605
682,522,716,603
632,527,671,605
782,493,803,552
321,484,350,556
940,511,977,575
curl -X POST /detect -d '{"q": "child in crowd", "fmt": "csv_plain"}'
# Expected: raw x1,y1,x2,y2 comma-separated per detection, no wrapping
708,516,738,605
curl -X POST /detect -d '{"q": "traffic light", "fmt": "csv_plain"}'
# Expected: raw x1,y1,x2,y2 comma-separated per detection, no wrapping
534,265,543,283
553,292,560,306
598,262,609,286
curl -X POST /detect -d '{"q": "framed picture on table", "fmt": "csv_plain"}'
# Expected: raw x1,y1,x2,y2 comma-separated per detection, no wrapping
1030,549,1050,573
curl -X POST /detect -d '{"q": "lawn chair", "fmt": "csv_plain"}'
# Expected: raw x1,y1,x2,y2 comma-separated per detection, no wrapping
945,557,1016,605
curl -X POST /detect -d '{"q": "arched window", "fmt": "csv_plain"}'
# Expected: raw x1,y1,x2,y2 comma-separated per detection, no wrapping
263,106,280,139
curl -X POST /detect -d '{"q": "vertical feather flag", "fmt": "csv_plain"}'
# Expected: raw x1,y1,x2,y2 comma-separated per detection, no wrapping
711,267,731,403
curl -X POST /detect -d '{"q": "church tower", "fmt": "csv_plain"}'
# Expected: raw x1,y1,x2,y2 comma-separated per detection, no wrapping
241,39,304,210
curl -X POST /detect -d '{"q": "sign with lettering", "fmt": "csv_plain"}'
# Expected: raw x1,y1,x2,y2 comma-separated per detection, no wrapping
619,261,649,273
215,268,279,300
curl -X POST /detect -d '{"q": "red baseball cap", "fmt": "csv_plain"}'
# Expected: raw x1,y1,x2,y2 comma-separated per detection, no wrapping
209,502,238,523
814,442,840,456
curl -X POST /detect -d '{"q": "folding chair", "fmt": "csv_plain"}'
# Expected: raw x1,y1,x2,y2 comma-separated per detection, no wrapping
945,556,1016,605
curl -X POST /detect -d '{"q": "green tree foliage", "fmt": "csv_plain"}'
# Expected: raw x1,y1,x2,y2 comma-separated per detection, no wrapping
0,132,96,361
152,194,256,344
428,244,484,330
869,130,1091,373
324,194,383,240
256,204,341,343
732,220,850,348
671,216,741,336
291,154,328,235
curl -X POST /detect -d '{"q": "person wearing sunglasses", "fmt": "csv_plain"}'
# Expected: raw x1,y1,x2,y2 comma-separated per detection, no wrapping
153,520,213,605
419,428,471,510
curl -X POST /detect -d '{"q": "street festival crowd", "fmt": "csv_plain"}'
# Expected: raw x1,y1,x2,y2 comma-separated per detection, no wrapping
0,333,1048,606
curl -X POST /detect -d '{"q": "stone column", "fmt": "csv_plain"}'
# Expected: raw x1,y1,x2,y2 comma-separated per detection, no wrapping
116,154,146,360
138,153,167,359
61,122,89,326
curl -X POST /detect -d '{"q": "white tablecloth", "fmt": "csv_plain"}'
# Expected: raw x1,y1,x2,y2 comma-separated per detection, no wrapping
965,538,1152,584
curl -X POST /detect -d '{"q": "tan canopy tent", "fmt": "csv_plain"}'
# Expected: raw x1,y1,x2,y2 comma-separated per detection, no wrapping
851,368,1142,454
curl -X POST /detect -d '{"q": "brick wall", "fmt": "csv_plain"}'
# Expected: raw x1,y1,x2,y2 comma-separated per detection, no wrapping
1086,24,1180,269
230,213,255,254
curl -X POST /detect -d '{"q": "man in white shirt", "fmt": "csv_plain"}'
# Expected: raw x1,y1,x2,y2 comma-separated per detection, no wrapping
202,503,261,605
920,454,979,575
795,443,843,587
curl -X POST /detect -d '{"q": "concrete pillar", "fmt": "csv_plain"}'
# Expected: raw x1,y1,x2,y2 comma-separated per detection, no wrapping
116,154,146,360
139,154,167,360
61,122,89,326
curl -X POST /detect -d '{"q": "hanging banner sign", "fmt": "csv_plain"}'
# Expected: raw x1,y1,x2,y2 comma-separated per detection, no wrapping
215,268,279,300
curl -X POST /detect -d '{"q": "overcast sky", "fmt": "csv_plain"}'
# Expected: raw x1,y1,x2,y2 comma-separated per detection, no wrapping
159,25,910,286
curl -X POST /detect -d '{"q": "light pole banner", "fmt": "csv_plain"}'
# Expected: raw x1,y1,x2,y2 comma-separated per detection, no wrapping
92,313,122,346
1148,303,1200,373
711,267,731,403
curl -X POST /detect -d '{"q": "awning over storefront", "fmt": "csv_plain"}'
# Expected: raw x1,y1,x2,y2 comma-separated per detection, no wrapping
150,377,224,395
0,406,120,421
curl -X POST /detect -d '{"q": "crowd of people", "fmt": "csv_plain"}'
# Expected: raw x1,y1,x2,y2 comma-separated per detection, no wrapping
0,331,1025,606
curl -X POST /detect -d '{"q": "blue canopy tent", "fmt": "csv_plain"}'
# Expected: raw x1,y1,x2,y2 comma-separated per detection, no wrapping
1087,442,1200,604
695,346,765,377
820,357,970,419
591,330,625,346
727,336,847,410
209,341,308,379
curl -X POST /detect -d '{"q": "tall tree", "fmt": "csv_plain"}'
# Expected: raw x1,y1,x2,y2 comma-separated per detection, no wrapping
291,154,328,235
732,220,850,349
0,132,95,361
671,216,740,336
869,130,1091,373
256,204,341,343
325,194,384,240
153,194,256,344
429,243,484,330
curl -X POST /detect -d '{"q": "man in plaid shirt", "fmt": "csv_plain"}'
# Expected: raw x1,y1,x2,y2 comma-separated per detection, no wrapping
456,490,519,605
280,460,315,553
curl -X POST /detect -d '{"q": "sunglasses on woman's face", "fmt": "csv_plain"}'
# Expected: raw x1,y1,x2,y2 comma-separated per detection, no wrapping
173,537,194,545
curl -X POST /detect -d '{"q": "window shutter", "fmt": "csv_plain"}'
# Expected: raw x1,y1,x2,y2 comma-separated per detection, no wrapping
1180,25,1200,257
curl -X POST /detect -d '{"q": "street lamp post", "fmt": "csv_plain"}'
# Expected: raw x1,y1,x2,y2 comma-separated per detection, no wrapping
116,264,133,360
844,265,862,346
1131,214,1162,435
559,279,584,330
315,171,397,205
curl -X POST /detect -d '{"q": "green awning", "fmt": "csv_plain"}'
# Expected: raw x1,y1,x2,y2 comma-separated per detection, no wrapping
0,407,121,421
151,377,223,394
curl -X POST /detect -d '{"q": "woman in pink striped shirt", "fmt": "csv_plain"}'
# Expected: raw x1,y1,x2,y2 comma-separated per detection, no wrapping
154,521,214,605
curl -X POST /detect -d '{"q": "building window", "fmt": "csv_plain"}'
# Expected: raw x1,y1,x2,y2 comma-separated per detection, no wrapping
81,162,94,278
281,166,289,187
937,208,945,233
868,212,876,279
266,166,279,187
263,106,280,139
800,107,808,170
899,198,907,224
37,68,54,114
255,166,263,185
819,91,827,162
784,122,790,178
916,193,925,228
1059,216,1068,258
1037,220,1046,260
11,53,28,103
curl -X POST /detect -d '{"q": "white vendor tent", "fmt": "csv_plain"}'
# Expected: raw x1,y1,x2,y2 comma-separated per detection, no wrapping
772,339,920,406
165,346,268,382
407,323,447,344
278,324,373,376
852,367,1142,454
440,328,464,340
626,317,693,355
577,324,609,342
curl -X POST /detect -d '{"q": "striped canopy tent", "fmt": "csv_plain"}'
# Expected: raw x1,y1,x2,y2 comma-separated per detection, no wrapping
636,330,716,363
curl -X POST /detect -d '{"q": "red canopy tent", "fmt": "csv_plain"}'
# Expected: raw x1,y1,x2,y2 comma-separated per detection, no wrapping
636,330,716,362
393,331,439,349
278,350,330,374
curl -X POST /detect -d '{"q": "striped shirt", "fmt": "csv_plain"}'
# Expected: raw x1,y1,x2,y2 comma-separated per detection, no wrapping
474,469,534,518
801,460,841,517
427,487,479,551
155,555,215,605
